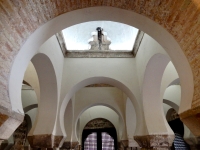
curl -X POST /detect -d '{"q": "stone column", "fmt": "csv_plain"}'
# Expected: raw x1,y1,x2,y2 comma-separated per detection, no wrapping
134,135,174,150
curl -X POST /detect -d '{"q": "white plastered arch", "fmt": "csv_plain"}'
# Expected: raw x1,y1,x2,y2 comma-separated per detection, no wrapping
163,99,179,113
59,76,142,142
74,104,125,142
126,98,137,140
23,62,40,104
142,53,174,135
9,6,193,117
160,62,179,103
30,53,58,135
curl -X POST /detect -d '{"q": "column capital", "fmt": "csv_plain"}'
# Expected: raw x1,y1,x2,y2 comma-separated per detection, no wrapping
28,134,63,148
134,134,174,150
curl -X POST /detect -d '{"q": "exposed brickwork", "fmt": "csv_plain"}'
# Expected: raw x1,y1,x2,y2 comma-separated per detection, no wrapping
0,0,200,135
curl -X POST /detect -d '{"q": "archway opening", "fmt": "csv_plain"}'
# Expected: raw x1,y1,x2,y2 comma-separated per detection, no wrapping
166,108,190,149
82,118,117,150
60,76,142,142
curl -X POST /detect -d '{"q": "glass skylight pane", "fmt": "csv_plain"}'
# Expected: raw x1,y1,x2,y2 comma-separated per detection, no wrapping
62,21,138,51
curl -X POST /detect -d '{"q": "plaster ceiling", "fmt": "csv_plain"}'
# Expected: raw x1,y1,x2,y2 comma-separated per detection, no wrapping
62,21,139,51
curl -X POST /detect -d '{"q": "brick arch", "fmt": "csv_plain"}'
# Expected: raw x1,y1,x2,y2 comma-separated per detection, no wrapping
1,0,200,139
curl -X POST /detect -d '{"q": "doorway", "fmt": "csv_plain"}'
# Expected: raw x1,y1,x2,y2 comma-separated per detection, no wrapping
82,118,117,150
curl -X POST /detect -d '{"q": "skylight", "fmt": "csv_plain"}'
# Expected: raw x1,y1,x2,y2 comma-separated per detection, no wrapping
62,21,139,51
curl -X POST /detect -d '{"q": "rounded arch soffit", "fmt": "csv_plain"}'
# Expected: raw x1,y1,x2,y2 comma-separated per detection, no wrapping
143,53,173,135
30,53,58,135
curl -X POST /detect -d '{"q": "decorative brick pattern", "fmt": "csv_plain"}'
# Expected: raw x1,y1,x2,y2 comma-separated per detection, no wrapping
1,0,200,137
